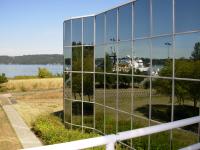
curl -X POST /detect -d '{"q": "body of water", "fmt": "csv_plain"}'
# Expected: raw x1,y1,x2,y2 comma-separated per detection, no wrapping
0,64,63,78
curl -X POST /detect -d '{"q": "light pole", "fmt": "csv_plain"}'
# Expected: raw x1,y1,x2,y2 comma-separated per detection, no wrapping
165,42,172,59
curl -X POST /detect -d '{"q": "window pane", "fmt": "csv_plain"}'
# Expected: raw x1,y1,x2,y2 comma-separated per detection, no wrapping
134,0,150,38
64,100,72,124
118,3,132,41
83,17,94,45
72,100,82,126
83,73,94,102
72,46,82,71
133,39,150,75
118,75,132,113
152,36,173,77
64,47,72,72
105,74,117,108
72,19,82,45
172,79,199,149
118,41,132,74
83,102,94,128
152,0,172,35
95,46,104,72
83,46,94,71
106,9,117,43
95,14,105,45
95,104,104,133
64,20,71,46
72,73,82,100
175,32,200,79
175,0,200,33
95,74,104,105
105,108,116,134
105,44,117,73
64,72,71,99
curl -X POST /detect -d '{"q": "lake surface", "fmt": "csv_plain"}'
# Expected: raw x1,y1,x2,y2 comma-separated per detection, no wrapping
0,64,63,78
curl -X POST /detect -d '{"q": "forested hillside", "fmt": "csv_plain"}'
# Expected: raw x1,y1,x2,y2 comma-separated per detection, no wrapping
0,54,63,64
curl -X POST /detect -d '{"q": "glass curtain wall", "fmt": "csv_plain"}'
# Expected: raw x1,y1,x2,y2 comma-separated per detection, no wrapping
64,0,200,149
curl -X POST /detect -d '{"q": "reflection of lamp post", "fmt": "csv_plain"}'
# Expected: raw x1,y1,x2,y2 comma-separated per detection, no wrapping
165,42,172,59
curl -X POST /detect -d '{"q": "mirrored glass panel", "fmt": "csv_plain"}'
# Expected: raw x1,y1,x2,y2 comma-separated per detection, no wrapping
64,47,71,72
72,73,82,100
64,72,71,99
173,79,199,149
175,0,200,33
133,39,150,76
95,13,105,45
83,46,94,71
133,76,150,123
105,108,116,134
134,0,150,38
95,73,104,105
83,17,94,45
118,75,132,113
64,20,71,46
83,73,94,102
72,46,82,71
152,0,172,35
132,76,150,149
118,41,132,75
95,104,104,133
152,36,173,77
105,44,117,73
72,100,82,126
175,32,200,79
106,9,117,43
95,46,104,72
64,99,72,124
118,3,132,41
151,78,172,123
105,74,117,108
72,19,82,46
83,102,94,128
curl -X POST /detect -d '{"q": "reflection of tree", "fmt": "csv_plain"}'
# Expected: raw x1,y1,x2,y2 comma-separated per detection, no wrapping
191,42,200,60
153,42,200,107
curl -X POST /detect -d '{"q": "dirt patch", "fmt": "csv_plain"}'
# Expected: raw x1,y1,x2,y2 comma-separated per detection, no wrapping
12,89,63,127
0,106,22,150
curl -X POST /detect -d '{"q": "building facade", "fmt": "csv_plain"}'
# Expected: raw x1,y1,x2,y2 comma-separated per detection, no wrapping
63,0,200,149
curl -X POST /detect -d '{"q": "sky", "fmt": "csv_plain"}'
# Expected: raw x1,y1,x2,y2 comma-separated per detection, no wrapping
0,0,126,56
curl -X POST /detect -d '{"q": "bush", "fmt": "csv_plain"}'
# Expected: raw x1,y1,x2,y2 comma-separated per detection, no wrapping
32,115,100,145
38,68,53,78
0,73,8,84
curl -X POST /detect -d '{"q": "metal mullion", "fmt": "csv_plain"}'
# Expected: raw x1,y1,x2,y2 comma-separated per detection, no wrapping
131,2,134,148
170,0,175,149
94,16,96,131
81,17,84,132
70,19,73,129
148,0,153,149
103,13,106,134
116,7,119,134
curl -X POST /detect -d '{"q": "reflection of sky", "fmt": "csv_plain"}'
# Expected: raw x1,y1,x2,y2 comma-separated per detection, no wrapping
175,32,200,59
72,19,82,44
176,0,200,33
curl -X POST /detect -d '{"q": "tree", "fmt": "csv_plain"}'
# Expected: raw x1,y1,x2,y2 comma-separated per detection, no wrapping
0,73,8,84
191,42,200,60
38,68,52,78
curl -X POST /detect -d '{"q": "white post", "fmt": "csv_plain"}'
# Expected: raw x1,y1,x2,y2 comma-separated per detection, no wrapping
106,142,115,150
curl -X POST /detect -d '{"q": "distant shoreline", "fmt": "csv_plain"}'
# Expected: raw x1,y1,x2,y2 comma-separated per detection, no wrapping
0,54,63,65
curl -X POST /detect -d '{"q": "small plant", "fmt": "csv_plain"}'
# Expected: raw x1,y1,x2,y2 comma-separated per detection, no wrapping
0,73,8,84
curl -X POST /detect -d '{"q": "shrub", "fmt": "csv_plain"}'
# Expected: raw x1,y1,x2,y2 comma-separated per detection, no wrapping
0,73,8,84
38,68,53,78
32,115,100,145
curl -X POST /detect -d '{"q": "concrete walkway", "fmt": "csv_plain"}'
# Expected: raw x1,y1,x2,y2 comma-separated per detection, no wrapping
0,94,42,149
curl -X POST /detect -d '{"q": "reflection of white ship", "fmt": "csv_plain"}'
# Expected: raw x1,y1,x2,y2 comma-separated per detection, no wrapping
118,55,158,76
